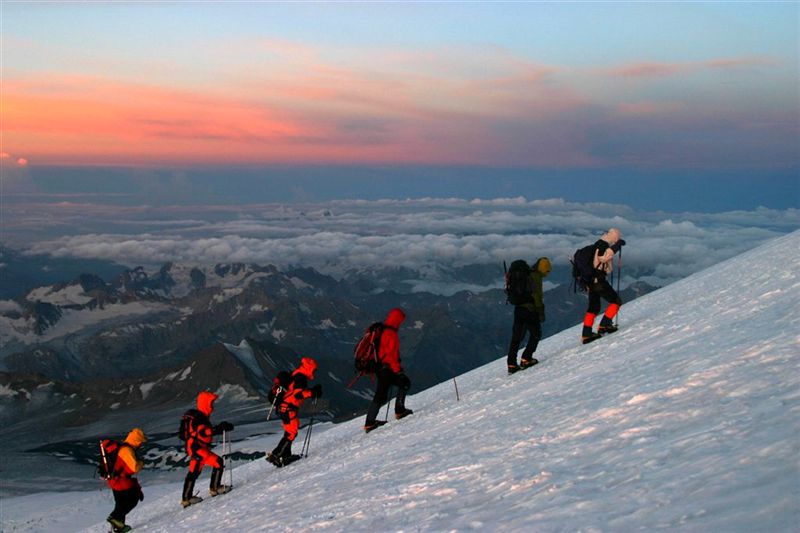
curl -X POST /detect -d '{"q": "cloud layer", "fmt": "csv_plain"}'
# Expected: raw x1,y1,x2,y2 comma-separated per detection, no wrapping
14,198,798,288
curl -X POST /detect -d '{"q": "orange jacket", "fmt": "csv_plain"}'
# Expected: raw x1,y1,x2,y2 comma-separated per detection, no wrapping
379,308,405,373
107,428,146,491
281,357,317,410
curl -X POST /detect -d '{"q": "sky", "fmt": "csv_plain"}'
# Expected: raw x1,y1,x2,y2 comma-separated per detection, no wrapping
1,2,798,274
2,2,798,203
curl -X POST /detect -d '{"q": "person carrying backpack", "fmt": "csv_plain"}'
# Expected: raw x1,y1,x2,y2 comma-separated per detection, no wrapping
363,307,413,433
266,357,322,467
180,391,234,507
506,257,551,374
103,428,146,533
578,228,626,344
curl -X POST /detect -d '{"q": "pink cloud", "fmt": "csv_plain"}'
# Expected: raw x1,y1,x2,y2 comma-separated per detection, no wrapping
705,57,774,69
603,56,776,79
605,62,686,78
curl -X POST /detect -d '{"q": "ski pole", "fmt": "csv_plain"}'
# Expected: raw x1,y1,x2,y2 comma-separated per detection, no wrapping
453,377,460,401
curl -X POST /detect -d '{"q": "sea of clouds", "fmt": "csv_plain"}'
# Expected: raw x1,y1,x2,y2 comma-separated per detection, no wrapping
7,197,798,289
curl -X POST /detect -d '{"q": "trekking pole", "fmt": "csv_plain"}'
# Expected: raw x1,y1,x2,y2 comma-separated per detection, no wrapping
453,377,460,401
99,440,110,481
266,387,282,421
301,417,315,457
222,430,233,488
301,399,317,457
615,246,622,326
384,387,394,422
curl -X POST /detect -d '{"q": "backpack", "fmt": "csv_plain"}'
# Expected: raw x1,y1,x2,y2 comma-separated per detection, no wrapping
504,260,534,305
571,244,597,291
267,370,292,405
97,439,127,480
178,408,203,442
354,322,385,374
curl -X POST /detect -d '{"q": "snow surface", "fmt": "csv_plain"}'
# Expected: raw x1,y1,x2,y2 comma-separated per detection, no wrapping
0,301,170,345
26,284,93,306
3,231,799,532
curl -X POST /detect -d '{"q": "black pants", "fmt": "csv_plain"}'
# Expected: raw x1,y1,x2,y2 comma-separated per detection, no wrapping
587,278,622,315
507,306,541,365
110,487,140,522
365,367,411,424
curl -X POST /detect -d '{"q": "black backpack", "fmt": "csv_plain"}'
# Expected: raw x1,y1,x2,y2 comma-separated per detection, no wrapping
178,408,204,442
267,370,292,405
505,260,534,305
97,439,128,480
354,322,385,374
571,244,596,291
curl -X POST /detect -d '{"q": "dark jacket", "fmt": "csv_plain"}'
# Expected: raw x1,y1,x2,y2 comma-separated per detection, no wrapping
520,258,550,320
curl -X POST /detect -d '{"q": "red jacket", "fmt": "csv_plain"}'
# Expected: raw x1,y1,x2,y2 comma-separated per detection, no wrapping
186,391,217,454
282,357,317,410
379,308,405,373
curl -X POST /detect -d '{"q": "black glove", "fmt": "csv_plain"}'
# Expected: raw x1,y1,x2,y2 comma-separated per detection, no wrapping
311,384,323,398
611,239,626,252
215,421,234,433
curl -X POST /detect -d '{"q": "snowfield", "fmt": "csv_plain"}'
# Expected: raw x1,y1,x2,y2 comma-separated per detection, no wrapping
3,231,799,532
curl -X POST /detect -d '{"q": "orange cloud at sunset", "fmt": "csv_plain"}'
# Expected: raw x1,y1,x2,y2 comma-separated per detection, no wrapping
3,76,318,165
2,56,593,167
2,39,792,170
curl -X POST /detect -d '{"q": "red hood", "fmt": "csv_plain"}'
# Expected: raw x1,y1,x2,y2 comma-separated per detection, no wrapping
384,308,406,329
297,357,318,379
197,391,218,417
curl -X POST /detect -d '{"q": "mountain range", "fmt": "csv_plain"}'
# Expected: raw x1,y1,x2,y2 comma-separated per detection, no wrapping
0,252,656,495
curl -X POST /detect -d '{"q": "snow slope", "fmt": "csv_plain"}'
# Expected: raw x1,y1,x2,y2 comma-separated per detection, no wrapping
4,231,799,532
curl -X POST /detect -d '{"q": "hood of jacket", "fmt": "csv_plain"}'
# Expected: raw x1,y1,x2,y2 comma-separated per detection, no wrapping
197,391,218,417
297,357,318,379
124,427,147,448
384,307,406,329
533,257,551,276
601,228,622,246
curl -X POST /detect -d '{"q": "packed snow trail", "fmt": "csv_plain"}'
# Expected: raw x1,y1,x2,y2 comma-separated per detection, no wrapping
5,231,799,532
